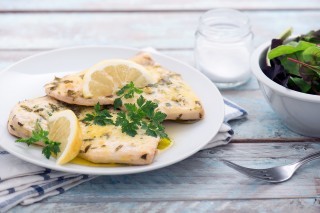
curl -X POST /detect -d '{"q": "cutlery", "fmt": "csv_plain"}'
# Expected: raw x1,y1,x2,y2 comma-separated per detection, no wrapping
221,151,320,183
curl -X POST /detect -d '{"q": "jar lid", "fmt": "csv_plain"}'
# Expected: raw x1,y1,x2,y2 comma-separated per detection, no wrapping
198,8,251,42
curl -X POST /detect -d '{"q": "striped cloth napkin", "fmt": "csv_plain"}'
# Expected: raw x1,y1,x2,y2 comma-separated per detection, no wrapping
0,98,246,212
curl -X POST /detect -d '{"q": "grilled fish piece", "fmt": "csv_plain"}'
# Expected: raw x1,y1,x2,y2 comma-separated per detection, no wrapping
45,53,204,121
8,96,159,165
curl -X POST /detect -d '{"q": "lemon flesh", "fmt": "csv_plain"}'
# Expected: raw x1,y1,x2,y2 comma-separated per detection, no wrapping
83,59,156,98
48,110,82,165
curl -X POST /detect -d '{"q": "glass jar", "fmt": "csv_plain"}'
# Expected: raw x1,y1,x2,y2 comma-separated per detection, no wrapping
194,8,253,88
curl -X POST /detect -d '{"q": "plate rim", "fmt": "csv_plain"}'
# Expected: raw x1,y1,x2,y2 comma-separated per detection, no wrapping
0,45,224,175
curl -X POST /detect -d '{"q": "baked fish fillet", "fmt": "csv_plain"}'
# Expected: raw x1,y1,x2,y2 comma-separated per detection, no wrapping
45,53,204,121
8,96,159,165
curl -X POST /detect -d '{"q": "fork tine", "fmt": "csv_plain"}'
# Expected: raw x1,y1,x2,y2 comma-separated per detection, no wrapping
221,160,273,180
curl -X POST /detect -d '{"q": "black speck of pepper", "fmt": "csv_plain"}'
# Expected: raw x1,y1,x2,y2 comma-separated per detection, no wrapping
195,101,202,107
101,145,106,148
63,80,73,83
54,76,62,81
67,90,76,97
147,83,157,88
39,114,46,120
34,108,44,113
84,145,91,153
49,86,57,91
48,103,59,112
141,154,148,160
10,125,15,131
104,133,110,138
199,113,203,119
91,147,97,150
176,114,182,120
20,105,33,112
83,138,93,142
115,145,123,152
17,122,24,127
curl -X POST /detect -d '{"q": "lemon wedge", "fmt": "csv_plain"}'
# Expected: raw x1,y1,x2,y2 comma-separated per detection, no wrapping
48,110,82,165
82,59,156,98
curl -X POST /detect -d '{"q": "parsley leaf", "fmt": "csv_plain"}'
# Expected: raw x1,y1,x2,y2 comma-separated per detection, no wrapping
115,111,139,137
16,121,61,159
114,81,142,109
83,102,114,126
113,98,123,109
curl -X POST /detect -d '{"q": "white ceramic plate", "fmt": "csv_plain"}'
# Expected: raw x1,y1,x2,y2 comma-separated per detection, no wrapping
0,46,224,175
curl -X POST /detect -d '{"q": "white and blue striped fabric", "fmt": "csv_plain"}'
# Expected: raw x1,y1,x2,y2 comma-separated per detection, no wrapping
0,98,246,212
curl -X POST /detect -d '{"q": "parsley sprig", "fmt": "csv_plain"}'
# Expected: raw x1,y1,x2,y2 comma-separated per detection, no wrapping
115,95,168,138
82,103,114,126
16,121,60,159
114,82,143,109
84,82,168,138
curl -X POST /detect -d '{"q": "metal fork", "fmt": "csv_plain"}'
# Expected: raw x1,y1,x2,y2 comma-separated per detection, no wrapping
221,150,320,183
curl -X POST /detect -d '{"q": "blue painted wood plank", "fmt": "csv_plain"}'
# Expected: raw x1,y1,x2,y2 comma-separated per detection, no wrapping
1,0,320,12
0,11,319,50
10,199,320,213
8,142,320,211
11,142,320,204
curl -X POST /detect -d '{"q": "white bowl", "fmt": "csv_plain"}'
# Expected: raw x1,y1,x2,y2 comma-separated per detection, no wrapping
251,41,320,137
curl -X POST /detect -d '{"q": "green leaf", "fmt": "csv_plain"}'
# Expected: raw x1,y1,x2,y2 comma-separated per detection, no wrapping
16,121,61,159
134,87,143,94
114,98,123,109
302,46,320,66
299,66,319,83
290,77,311,93
82,114,94,122
153,112,167,123
124,103,138,113
84,103,114,126
146,128,157,137
94,102,101,112
141,101,157,118
137,95,145,107
279,52,303,76
299,30,320,44
42,146,52,159
268,41,316,60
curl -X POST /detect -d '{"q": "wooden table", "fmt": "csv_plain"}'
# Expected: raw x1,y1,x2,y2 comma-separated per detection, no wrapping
1,1,320,212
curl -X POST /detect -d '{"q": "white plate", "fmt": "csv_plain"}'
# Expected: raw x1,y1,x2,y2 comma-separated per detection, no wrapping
0,46,224,175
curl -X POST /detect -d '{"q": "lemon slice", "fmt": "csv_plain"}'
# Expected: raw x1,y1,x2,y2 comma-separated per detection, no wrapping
48,110,82,165
83,59,156,98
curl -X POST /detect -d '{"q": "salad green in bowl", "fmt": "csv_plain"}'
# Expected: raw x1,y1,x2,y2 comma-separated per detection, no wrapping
263,29,320,95
251,28,320,137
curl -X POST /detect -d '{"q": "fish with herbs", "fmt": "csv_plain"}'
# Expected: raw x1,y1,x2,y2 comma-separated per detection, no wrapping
8,52,205,166
45,53,204,120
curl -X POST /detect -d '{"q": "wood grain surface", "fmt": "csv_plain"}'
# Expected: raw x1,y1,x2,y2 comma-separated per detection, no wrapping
9,142,320,212
1,0,320,11
0,11,320,50
1,1,320,212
